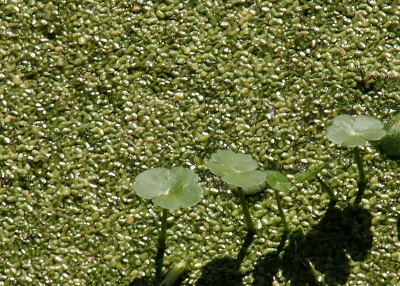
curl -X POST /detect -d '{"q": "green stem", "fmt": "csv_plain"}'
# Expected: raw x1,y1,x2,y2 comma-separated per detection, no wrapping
303,258,320,286
354,146,367,204
274,189,289,235
237,187,256,234
159,261,186,286
315,175,337,205
158,208,168,249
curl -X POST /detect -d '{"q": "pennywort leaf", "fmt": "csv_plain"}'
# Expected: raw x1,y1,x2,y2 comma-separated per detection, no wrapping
327,115,386,147
133,167,203,210
207,150,265,188
265,170,291,192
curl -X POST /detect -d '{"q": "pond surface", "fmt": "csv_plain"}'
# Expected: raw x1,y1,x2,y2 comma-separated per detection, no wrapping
0,0,399,285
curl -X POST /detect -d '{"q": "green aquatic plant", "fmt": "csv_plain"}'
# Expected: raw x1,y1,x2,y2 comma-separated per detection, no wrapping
207,150,266,234
132,167,203,248
379,112,400,159
159,261,186,286
296,164,337,206
265,170,291,235
326,115,386,197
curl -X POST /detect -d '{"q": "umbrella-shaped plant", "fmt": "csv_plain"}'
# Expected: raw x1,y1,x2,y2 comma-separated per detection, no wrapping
132,167,203,249
326,115,386,197
207,150,266,234
295,164,337,206
265,170,292,235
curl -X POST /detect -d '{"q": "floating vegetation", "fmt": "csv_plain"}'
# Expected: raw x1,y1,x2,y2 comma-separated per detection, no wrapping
379,113,400,159
0,0,399,285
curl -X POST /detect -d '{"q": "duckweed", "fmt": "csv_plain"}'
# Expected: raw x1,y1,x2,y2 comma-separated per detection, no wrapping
1,0,399,285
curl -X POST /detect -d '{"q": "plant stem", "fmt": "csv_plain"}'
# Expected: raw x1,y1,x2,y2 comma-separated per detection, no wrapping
159,261,186,286
237,187,256,234
315,175,337,205
274,189,289,235
353,146,367,197
158,208,168,249
302,258,320,286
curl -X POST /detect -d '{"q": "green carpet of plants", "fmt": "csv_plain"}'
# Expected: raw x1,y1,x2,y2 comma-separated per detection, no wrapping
0,0,399,285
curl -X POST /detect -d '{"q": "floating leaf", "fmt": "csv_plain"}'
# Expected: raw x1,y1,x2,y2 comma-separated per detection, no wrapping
207,150,265,188
132,167,203,210
265,170,291,192
242,181,267,195
231,181,267,195
326,115,386,147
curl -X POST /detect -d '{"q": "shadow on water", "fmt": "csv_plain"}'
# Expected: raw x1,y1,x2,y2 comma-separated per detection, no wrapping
128,277,153,286
129,205,373,286
253,205,373,286
252,232,288,286
129,245,166,286
397,215,400,241
195,231,255,286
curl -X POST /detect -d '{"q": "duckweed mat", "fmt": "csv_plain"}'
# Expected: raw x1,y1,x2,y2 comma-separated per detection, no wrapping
1,0,400,285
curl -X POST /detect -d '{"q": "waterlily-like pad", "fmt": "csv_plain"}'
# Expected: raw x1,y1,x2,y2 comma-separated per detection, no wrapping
132,167,203,210
265,170,291,192
326,115,386,147
242,181,267,195
231,181,267,196
207,150,265,188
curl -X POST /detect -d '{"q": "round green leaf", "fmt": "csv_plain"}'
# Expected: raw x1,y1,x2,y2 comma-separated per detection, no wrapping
327,115,386,147
132,167,203,210
354,116,387,140
241,181,267,195
222,169,266,188
207,150,265,188
265,170,291,192
132,168,171,199
207,150,259,176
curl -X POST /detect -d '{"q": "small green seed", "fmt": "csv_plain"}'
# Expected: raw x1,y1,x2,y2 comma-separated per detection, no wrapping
212,224,221,232
6,196,17,203
91,212,100,222
103,254,114,261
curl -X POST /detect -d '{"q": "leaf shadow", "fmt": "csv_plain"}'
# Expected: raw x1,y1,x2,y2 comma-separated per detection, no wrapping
397,215,400,242
128,276,153,286
129,244,166,286
253,205,372,285
252,232,287,286
195,231,255,286
281,205,373,285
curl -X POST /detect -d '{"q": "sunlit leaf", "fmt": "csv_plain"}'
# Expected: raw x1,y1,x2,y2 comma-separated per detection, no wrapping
208,150,265,189
133,167,203,210
327,115,386,147
265,170,291,192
